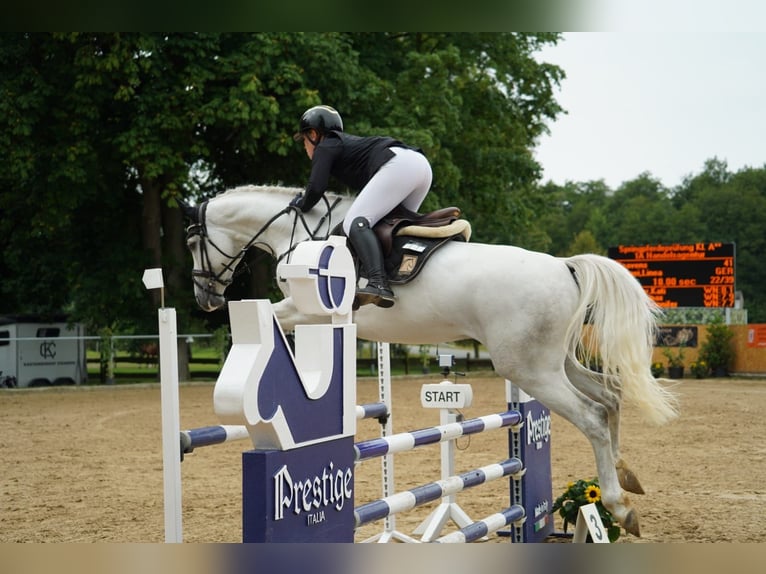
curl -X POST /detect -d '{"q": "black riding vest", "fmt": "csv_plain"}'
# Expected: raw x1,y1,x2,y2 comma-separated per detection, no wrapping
301,131,422,212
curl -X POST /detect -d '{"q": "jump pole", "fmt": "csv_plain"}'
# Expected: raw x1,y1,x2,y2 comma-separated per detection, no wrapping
143,268,182,543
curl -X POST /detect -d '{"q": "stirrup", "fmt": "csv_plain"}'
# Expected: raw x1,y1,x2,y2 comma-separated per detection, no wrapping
355,284,395,308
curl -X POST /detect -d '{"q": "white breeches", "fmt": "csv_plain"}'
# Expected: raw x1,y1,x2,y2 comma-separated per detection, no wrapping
342,147,432,235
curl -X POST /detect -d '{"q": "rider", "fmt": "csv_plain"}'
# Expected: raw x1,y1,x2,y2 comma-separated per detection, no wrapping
291,105,433,308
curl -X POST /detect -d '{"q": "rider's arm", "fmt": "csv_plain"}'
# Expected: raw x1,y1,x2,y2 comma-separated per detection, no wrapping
301,140,341,212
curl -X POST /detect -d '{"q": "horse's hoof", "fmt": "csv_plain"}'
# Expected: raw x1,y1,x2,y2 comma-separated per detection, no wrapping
622,509,641,537
616,459,645,494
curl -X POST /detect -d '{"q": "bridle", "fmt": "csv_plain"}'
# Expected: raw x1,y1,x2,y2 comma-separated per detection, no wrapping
186,195,343,299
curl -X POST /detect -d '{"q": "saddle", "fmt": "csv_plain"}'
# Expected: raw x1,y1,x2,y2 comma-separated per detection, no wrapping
333,205,472,286
373,205,469,256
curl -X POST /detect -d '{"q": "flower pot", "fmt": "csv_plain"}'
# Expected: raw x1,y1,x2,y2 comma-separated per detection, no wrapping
668,365,684,379
713,366,729,377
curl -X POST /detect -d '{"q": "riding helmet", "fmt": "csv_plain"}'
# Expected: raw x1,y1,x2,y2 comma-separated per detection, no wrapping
293,105,343,141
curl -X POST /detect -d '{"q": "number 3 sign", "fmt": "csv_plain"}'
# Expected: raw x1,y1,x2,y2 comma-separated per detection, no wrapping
573,503,610,543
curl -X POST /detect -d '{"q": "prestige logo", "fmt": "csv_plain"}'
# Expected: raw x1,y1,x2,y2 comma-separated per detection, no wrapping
273,462,353,523
525,409,551,447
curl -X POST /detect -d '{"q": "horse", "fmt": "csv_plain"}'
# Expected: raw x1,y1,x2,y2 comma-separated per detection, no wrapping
182,184,679,537
138,342,159,369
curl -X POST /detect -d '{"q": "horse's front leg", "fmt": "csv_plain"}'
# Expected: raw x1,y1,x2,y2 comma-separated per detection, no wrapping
271,297,329,332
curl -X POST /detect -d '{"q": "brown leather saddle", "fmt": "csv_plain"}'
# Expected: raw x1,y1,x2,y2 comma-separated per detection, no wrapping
332,204,471,286
373,204,466,256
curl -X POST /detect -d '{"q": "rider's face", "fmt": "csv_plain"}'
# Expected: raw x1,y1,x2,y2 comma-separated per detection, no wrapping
303,130,319,159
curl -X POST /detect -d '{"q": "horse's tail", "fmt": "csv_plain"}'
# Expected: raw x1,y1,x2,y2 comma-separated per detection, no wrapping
564,253,679,425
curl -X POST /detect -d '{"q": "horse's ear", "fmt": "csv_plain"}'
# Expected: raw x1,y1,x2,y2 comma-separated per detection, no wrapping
178,200,199,223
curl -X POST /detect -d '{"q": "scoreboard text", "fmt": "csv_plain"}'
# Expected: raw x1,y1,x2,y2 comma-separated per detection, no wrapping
607,243,735,308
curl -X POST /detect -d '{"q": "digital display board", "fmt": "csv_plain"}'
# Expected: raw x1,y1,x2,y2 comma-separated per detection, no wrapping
607,242,735,308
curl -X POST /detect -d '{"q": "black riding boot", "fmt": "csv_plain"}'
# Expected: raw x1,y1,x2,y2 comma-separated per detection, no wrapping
348,217,395,308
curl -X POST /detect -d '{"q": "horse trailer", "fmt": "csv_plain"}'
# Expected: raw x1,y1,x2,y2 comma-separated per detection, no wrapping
0,316,87,388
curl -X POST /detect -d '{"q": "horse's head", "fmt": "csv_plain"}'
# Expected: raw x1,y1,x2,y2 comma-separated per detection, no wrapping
183,198,244,312
182,185,352,312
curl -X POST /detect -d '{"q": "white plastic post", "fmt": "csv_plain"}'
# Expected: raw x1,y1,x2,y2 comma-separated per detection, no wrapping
361,342,419,544
414,380,475,541
159,307,183,543
143,268,182,542
144,267,182,543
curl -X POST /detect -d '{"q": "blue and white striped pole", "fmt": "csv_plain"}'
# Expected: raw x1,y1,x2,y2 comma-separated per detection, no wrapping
180,425,250,454
180,402,389,455
354,457,523,528
354,410,522,462
434,506,526,543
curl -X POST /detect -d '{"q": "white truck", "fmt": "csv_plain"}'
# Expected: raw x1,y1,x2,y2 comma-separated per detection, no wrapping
0,316,87,388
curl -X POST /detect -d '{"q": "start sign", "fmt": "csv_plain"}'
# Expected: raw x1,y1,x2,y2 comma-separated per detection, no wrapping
420,381,473,409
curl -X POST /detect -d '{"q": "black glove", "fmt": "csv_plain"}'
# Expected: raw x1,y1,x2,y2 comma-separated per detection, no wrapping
289,193,304,209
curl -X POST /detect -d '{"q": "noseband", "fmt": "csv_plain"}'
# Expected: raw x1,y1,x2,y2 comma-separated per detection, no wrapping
186,195,342,299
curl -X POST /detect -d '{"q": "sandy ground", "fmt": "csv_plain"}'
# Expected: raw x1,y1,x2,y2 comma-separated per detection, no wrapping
1,374,764,543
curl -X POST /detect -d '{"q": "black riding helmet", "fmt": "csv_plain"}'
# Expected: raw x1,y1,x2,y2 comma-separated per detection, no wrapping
293,105,343,143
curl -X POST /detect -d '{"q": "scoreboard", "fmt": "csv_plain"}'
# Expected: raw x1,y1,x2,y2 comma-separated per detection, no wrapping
607,242,735,308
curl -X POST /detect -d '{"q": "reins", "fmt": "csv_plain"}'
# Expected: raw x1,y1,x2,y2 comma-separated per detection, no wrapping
281,195,342,264
186,194,343,297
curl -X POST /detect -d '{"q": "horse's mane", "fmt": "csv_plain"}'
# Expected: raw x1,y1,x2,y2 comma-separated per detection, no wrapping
215,184,350,202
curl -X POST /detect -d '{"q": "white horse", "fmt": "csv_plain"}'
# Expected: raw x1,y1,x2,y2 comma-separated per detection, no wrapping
183,184,678,537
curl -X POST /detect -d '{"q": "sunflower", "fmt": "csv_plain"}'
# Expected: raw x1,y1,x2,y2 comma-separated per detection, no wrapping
584,484,601,503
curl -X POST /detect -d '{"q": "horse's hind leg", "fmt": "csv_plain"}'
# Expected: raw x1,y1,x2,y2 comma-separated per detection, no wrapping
565,359,644,495
513,371,641,537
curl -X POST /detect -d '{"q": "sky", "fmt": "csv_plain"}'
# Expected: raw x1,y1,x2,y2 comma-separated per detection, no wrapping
533,31,766,189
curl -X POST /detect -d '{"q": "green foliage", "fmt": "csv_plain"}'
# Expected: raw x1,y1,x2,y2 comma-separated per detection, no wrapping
689,360,709,378
4,31,766,343
567,230,603,257
536,159,766,322
0,32,565,335
699,314,735,373
346,33,565,245
211,325,231,367
662,345,685,368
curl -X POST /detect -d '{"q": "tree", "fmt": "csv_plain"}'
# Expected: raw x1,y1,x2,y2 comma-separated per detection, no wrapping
534,180,611,256
602,173,673,245
686,167,766,321
533,162,766,323
566,230,603,257
294,33,566,245
0,33,146,324
2,33,565,318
